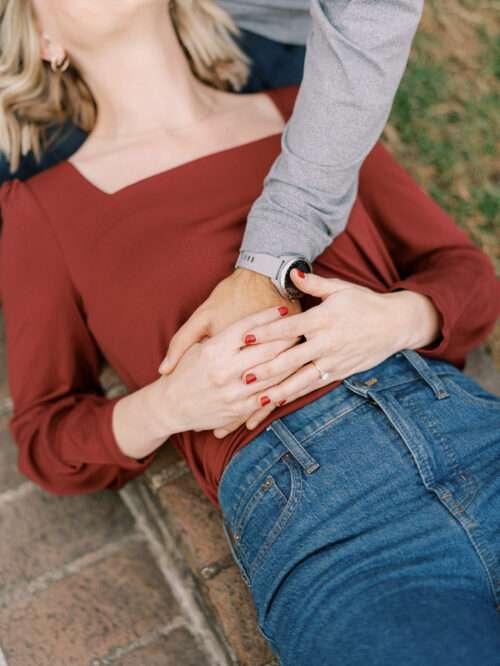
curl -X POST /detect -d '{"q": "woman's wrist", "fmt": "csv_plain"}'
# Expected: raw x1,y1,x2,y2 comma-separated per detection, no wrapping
112,378,179,460
383,290,441,352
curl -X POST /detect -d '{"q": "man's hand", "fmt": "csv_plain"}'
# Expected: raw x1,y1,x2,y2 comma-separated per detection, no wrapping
158,268,302,374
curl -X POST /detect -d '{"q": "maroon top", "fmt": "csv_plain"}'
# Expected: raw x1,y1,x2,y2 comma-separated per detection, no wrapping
1,86,498,508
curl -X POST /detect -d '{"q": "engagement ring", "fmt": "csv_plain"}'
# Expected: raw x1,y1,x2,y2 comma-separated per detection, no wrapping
311,360,331,382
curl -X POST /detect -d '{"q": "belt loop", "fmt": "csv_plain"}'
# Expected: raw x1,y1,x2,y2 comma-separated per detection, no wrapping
401,350,450,400
268,419,320,474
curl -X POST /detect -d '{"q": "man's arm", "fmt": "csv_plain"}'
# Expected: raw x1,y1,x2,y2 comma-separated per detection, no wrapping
159,0,424,374
239,0,424,261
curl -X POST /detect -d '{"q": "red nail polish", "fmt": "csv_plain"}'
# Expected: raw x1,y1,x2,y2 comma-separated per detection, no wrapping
260,395,271,406
245,373,257,384
296,269,305,278
244,334,256,345
278,305,288,316
278,400,286,406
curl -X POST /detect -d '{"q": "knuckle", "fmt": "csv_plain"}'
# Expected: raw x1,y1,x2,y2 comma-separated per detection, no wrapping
220,387,235,405
261,360,280,379
211,369,229,388
201,340,218,363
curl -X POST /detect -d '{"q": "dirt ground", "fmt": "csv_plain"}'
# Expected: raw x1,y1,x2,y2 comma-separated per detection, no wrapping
384,0,499,364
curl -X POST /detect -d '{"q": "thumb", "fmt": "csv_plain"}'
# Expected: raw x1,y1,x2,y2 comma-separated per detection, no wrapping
158,311,210,374
290,269,353,299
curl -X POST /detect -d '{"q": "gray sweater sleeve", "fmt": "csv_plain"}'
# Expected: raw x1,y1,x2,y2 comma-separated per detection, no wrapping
239,0,424,262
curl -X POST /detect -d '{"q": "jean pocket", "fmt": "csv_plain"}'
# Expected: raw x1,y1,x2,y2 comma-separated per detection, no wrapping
231,453,304,582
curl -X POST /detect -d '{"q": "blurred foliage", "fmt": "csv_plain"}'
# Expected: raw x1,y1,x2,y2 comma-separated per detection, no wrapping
383,0,499,363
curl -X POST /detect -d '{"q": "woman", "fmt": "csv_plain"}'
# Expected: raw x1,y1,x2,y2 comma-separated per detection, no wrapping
1,1,499,663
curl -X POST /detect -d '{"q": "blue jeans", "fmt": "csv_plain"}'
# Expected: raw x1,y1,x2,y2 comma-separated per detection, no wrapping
218,350,500,665
0,30,305,184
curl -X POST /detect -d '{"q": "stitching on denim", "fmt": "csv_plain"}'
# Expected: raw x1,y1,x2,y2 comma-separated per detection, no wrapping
229,452,287,531
367,391,436,490
222,518,251,587
299,397,367,445
235,475,286,542
249,456,303,580
435,486,500,608
414,400,479,509
445,376,500,411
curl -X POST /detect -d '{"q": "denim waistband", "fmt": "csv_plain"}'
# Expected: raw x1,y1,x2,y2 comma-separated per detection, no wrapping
217,350,456,528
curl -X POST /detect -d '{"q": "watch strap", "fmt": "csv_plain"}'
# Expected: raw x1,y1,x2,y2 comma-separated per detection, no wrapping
235,251,285,280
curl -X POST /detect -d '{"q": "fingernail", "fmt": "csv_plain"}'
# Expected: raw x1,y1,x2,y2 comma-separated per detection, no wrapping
278,305,288,316
278,400,286,406
245,373,257,384
296,269,305,278
260,395,271,406
244,334,256,345
158,361,168,373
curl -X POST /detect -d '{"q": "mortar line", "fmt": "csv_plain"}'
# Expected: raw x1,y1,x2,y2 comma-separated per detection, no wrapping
120,484,233,666
89,617,186,665
0,532,145,611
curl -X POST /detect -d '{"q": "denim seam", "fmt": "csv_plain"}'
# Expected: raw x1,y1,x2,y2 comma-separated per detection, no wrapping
436,487,500,609
415,403,478,509
249,456,304,580
235,476,286,541
366,390,436,490
222,518,251,587
445,376,500,411
228,451,289,533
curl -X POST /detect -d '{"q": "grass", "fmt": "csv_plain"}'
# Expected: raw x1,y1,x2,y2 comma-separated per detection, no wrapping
383,0,499,364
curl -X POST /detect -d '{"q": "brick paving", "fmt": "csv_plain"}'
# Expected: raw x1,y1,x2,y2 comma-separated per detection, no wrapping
0,312,231,666
0,307,498,666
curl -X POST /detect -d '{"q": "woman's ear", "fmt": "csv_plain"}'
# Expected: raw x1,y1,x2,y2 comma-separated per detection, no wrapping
39,31,66,67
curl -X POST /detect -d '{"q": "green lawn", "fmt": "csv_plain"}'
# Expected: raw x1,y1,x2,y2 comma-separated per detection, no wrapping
383,0,499,362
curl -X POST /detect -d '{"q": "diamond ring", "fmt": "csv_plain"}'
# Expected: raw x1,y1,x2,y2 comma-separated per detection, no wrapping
311,360,331,382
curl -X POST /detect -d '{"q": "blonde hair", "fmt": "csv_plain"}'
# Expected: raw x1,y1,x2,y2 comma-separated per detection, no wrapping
0,0,250,172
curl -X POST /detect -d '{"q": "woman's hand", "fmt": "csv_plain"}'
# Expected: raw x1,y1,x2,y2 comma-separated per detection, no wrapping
213,270,440,435
151,304,299,437
158,268,302,374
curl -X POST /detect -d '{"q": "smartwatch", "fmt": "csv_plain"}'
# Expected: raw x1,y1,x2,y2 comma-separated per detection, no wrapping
235,251,313,300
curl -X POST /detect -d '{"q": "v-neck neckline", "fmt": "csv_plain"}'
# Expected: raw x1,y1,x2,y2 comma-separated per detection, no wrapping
64,89,286,197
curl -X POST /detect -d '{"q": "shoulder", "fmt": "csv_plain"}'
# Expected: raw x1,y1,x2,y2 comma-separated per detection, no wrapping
0,162,73,231
267,85,300,122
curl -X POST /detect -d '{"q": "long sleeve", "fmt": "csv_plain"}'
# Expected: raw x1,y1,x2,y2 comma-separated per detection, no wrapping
0,182,156,495
358,143,500,368
240,0,424,261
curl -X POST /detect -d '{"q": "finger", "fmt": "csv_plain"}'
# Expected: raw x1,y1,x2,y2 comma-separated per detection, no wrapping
232,367,296,403
222,304,291,350
258,361,333,406
245,337,327,384
242,307,320,346
244,401,277,430
213,417,244,439
238,337,301,379
159,311,210,374
290,269,354,298
246,373,327,430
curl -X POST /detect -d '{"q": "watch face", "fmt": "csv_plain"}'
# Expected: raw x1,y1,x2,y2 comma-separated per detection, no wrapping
284,259,312,298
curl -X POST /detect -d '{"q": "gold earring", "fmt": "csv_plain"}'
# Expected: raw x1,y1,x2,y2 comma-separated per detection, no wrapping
50,55,70,73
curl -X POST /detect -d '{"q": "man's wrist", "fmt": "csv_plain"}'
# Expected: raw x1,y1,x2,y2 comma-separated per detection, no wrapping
235,251,312,300
233,266,283,297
